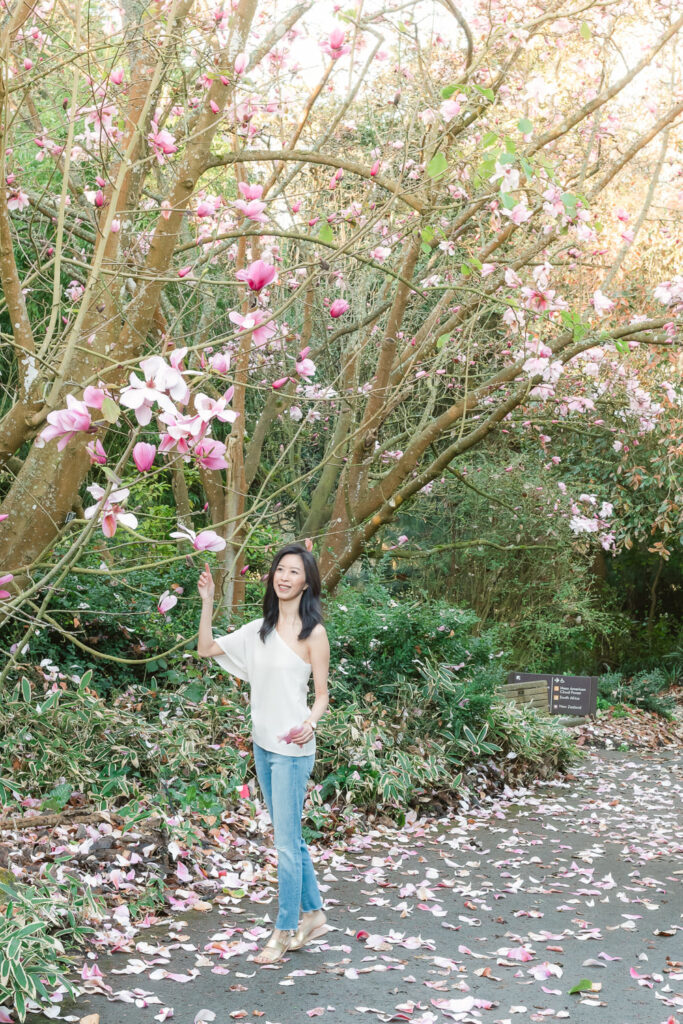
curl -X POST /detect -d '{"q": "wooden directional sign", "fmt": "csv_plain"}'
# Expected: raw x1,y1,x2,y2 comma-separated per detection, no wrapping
506,672,598,717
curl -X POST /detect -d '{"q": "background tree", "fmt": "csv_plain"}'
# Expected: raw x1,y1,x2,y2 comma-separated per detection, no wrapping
0,0,681,679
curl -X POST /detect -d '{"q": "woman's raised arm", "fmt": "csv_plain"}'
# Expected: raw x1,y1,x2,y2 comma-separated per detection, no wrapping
197,563,225,658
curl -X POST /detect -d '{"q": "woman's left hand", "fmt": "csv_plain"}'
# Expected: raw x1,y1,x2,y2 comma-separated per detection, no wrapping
290,721,315,746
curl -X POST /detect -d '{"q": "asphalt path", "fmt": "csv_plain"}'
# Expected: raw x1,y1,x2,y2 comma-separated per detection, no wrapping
29,749,683,1024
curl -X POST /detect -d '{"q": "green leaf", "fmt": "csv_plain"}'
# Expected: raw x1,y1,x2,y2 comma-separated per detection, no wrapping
500,192,516,210
41,783,73,811
473,83,495,102
520,156,534,179
441,84,458,99
181,682,206,703
569,979,594,995
101,396,120,423
518,117,533,134
78,668,93,692
421,225,435,244
579,20,591,39
426,152,448,179
436,334,450,350
561,191,577,217
317,222,334,245
14,988,25,1024
460,262,471,277
20,676,31,702
504,136,516,154
12,959,35,998
614,339,629,355
482,131,498,148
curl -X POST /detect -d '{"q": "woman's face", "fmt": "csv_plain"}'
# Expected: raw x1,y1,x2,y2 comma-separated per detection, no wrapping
273,553,308,602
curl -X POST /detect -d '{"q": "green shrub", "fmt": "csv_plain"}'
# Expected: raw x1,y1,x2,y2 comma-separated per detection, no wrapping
486,699,577,777
597,668,676,718
0,874,98,1021
325,581,499,699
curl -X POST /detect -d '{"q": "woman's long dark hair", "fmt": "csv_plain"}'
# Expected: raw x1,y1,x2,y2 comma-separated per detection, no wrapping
259,543,324,642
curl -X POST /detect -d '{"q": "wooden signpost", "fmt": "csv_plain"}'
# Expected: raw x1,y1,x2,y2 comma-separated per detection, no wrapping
504,672,598,717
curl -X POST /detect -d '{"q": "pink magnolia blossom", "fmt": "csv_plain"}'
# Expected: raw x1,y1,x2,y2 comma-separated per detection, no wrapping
234,52,248,75
289,404,303,421
440,96,462,121
592,289,615,316
238,181,263,201
502,202,532,225
235,259,277,291
233,198,267,222
370,159,380,177
229,309,276,347
170,524,227,552
329,298,350,318
86,438,107,464
272,377,290,390
194,390,238,425
370,245,392,262
66,280,85,302
38,394,92,450
132,442,156,472
120,372,177,426
178,265,193,278
194,437,229,470
295,356,316,378
110,68,124,85
0,574,14,599
148,125,178,163
209,351,231,373
321,27,350,59
7,189,29,212
0,514,8,521
83,385,106,409
84,484,138,538
157,590,177,615
195,199,217,218
139,354,190,403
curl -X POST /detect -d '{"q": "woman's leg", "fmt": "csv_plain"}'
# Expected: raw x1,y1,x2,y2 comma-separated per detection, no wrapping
269,752,317,931
299,831,323,913
252,743,274,818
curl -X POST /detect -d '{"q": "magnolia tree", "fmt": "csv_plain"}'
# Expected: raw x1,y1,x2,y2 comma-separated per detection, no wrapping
0,0,681,673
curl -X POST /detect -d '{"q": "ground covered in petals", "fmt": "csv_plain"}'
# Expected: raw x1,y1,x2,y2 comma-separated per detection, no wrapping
17,749,682,1024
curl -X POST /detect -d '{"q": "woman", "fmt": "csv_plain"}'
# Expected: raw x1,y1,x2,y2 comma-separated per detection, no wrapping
197,543,330,964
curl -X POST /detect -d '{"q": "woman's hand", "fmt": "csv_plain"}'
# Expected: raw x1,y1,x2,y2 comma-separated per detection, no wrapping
198,562,215,603
290,720,316,746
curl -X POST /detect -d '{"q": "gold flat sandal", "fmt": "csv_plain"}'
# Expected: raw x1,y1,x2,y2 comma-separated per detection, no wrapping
289,916,328,951
254,929,293,965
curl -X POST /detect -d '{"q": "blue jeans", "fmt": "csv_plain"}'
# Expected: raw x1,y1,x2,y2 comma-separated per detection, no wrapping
253,743,323,931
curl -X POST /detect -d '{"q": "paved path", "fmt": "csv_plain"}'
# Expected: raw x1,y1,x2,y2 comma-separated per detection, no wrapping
32,750,683,1024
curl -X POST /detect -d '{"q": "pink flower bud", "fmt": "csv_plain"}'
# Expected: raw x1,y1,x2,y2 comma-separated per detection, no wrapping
329,298,350,318
132,442,156,472
110,68,124,85
370,159,380,176
272,377,289,390
234,53,247,75
178,265,192,278
210,99,220,114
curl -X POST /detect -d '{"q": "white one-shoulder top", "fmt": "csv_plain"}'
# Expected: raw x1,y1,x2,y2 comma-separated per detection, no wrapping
214,617,315,757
